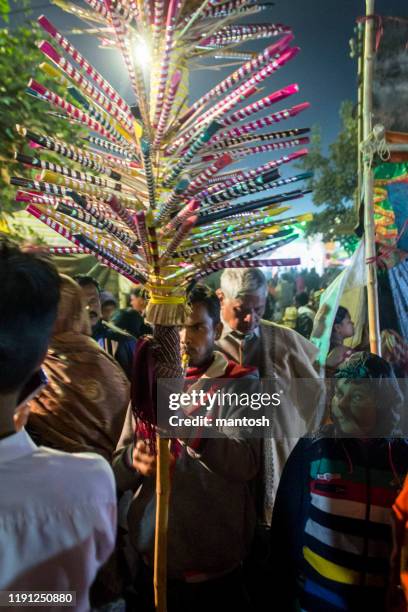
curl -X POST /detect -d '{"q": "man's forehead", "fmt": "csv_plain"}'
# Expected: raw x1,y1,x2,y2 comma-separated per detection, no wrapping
232,291,266,305
82,284,99,297
185,303,212,325
336,378,369,390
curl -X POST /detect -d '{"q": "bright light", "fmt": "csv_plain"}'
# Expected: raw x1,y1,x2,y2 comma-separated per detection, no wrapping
132,37,151,68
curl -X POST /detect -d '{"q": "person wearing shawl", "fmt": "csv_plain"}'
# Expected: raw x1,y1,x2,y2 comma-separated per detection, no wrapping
270,352,408,612
113,285,260,612
216,268,323,523
27,275,129,461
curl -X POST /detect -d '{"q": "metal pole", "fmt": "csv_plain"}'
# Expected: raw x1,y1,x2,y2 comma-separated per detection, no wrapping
362,0,381,355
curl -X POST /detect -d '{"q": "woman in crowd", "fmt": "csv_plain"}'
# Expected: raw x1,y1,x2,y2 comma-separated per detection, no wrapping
326,306,355,375
27,275,129,461
270,352,408,611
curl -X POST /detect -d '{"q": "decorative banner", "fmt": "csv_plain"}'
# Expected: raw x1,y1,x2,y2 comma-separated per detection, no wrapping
310,241,366,366
372,16,408,133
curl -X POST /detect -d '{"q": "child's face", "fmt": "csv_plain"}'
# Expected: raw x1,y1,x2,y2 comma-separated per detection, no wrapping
335,313,355,340
331,378,377,436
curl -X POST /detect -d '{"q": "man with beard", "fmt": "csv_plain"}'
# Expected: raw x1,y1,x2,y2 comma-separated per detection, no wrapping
75,275,136,380
113,285,260,612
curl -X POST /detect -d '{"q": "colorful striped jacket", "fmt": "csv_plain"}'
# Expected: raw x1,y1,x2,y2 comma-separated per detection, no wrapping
270,431,408,611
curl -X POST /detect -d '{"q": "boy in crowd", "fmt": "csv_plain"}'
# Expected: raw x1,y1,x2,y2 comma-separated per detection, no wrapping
271,352,408,612
0,241,116,611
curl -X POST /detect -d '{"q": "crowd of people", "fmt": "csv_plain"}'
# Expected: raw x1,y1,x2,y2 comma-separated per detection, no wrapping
1,239,407,612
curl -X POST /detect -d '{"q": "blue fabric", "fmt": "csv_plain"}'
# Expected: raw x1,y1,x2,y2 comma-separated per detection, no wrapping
389,259,408,342
304,578,348,610
386,183,408,251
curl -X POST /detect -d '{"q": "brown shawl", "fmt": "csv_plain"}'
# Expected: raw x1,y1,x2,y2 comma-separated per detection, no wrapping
28,276,129,461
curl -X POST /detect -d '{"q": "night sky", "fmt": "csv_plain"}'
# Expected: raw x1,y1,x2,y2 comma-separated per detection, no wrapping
5,0,408,213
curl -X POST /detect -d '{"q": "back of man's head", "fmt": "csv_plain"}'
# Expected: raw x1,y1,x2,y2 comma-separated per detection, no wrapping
295,292,309,308
0,241,60,394
219,268,267,300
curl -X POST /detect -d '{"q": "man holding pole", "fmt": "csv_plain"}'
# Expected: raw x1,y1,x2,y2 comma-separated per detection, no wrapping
113,285,260,612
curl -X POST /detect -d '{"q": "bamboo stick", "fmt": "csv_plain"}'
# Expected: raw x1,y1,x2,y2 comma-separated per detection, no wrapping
154,436,172,612
362,0,381,355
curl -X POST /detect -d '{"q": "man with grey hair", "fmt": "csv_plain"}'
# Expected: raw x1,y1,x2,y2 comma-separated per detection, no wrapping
216,267,323,520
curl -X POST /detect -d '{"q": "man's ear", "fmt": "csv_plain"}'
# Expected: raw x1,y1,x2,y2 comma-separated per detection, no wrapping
216,288,224,303
214,321,223,341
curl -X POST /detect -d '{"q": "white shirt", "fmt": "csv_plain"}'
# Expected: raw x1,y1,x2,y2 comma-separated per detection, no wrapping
0,429,117,611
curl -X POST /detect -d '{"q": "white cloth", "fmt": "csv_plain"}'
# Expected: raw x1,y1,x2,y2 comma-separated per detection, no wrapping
0,429,117,611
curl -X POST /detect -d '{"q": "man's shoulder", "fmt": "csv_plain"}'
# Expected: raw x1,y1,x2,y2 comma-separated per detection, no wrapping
259,319,296,341
0,446,116,514
33,447,115,497
259,320,317,351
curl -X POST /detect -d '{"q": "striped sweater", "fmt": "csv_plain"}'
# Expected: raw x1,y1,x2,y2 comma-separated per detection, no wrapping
271,433,408,611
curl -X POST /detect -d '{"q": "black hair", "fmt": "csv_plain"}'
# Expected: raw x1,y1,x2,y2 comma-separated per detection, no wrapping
74,274,101,293
334,305,350,326
0,240,60,393
295,292,309,307
130,287,148,300
102,298,117,307
329,306,351,351
334,351,402,437
188,284,221,325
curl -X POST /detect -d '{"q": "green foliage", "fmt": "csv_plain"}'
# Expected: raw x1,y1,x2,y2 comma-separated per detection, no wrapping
299,100,358,251
0,0,10,21
0,23,81,214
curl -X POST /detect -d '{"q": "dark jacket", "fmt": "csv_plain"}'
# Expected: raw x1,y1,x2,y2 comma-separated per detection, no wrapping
112,308,152,338
113,352,261,580
92,319,136,380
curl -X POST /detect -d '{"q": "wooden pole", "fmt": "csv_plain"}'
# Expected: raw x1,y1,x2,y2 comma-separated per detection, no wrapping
356,21,364,207
362,0,381,355
154,435,171,611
